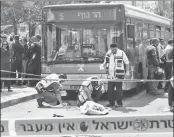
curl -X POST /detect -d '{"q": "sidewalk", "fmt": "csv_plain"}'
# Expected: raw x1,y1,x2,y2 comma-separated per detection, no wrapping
1,85,38,109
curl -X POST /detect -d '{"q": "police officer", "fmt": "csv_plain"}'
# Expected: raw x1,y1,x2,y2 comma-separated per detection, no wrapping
35,73,67,107
100,43,130,108
146,38,162,95
27,36,41,86
77,76,105,107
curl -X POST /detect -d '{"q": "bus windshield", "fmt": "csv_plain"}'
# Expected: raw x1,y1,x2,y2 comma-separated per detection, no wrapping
45,23,123,63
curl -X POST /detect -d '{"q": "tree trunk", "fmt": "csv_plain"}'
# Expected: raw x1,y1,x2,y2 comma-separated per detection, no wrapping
31,25,36,37
104,37,108,52
12,19,18,35
29,23,36,37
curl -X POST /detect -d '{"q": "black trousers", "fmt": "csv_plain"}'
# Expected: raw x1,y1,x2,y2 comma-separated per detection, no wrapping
168,83,174,107
108,81,123,105
1,62,11,89
27,59,41,86
164,62,173,92
11,58,22,84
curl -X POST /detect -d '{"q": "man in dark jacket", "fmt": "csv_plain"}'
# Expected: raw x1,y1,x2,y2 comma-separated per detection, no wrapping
1,34,12,92
22,38,28,85
146,38,162,95
27,36,41,86
11,35,24,85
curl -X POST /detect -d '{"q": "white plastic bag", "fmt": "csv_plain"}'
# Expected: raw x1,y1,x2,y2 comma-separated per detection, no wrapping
80,101,109,115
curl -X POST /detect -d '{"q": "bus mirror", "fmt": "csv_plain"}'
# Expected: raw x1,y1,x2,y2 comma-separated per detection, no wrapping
127,25,135,38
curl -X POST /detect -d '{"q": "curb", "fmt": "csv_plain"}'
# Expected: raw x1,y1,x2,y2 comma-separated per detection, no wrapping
1,93,38,109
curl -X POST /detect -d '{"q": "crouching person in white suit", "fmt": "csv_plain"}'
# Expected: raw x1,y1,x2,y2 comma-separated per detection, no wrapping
35,73,67,107
77,76,105,107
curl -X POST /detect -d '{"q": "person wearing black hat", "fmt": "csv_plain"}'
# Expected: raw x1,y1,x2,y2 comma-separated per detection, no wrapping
11,35,24,85
100,43,130,108
35,73,67,107
27,36,41,86
146,38,162,95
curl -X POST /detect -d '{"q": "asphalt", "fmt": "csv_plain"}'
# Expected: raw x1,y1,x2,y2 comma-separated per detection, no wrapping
1,90,171,119
0,85,140,109
1,86,38,109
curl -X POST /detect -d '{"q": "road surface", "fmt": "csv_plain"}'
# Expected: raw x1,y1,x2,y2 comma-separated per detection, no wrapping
1,90,173,137
1,90,171,119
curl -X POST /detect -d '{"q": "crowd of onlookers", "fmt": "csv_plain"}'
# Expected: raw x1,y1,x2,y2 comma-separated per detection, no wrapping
0,34,41,92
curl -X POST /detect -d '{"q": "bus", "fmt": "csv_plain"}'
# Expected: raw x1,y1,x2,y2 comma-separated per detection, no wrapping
41,3,172,92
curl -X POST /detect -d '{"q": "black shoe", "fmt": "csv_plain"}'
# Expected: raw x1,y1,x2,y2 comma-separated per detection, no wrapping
8,86,13,92
115,104,123,108
8,89,13,92
106,103,115,107
37,98,44,108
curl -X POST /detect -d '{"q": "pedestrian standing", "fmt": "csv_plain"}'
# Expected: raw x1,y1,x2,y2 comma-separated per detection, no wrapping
21,38,28,85
158,38,166,89
11,35,24,85
146,38,162,95
1,34,12,92
27,36,41,86
100,43,130,108
162,39,173,92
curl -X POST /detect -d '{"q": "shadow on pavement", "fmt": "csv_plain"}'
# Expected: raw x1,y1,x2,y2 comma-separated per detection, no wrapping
125,94,164,108
112,107,137,113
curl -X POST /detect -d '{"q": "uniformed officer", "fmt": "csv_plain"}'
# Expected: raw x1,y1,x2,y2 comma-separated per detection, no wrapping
35,73,67,107
146,38,162,95
77,76,105,107
27,36,41,86
100,43,130,108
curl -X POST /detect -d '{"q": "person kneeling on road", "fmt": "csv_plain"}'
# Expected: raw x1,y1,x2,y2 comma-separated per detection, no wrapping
35,73,67,108
77,76,105,107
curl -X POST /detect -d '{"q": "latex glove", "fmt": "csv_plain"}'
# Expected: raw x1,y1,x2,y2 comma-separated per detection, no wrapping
99,64,105,70
124,72,130,79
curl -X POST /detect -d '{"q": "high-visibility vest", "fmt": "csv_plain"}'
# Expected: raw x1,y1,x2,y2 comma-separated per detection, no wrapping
36,73,61,90
106,50,125,78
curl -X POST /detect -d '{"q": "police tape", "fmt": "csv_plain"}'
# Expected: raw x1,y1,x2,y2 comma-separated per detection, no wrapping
0,70,41,77
1,114,173,136
0,77,170,82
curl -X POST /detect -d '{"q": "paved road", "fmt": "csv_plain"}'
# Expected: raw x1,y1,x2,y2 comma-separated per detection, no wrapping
1,90,171,119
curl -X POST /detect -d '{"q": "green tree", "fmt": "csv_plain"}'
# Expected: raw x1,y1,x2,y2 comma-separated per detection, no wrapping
1,1,28,34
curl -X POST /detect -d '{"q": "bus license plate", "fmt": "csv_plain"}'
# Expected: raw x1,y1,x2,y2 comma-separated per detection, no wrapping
70,85,80,90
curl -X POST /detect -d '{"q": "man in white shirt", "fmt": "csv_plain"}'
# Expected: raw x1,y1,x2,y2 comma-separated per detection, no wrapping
161,39,173,92
157,38,166,89
100,44,130,108
35,73,67,107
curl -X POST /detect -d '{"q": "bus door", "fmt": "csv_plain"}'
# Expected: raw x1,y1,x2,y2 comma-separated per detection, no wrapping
125,24,139,90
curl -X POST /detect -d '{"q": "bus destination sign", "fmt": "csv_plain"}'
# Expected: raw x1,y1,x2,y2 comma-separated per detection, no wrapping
47,8,117,22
